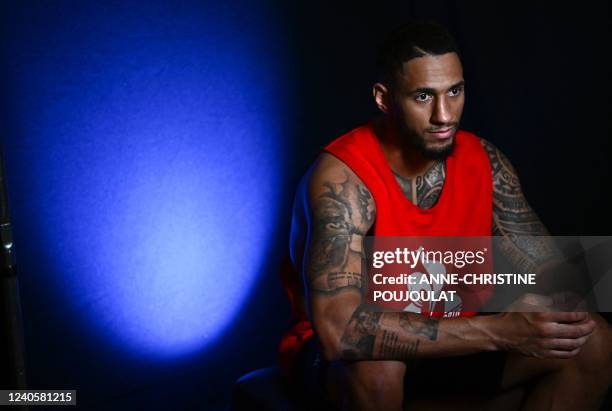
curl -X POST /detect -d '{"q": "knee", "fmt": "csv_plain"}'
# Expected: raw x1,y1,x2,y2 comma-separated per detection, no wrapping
573,315,612,379
345,361,405,410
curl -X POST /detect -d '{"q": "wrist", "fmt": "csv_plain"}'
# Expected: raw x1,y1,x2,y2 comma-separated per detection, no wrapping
467,313,503,352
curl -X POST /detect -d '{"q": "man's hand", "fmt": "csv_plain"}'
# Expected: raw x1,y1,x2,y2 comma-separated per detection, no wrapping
494,293,596,359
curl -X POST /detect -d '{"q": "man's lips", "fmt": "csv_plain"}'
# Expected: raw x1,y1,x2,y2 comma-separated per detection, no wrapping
427,127,454,140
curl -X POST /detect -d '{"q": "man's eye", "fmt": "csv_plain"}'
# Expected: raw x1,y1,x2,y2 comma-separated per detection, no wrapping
415,93,431,102
449,87,462,96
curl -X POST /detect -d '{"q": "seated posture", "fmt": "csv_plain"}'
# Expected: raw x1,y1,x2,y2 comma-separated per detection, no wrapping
280,22,612,410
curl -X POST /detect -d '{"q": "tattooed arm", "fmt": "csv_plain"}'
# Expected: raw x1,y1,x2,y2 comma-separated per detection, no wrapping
480,139,562,273
476,140,597,353
300,153,500,362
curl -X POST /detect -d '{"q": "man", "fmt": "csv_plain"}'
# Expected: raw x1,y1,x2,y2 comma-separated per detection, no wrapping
279,22,611,410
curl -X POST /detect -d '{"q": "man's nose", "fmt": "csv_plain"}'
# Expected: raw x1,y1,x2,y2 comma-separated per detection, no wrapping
431,96,451,125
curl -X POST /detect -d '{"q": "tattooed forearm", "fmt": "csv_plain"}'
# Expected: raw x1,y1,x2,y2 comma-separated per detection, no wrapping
480,139,561,271
307,171,374,295
399,314,439,340
341,307,381,359
393,160,445,209
380,330,420,359
340,306,438,360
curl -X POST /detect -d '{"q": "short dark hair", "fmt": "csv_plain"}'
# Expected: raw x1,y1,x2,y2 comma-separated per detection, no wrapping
376,22,460,85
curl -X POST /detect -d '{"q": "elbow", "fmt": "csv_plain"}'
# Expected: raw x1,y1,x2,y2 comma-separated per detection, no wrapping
315,321,345,362
310,298,362,362
320,341,343,363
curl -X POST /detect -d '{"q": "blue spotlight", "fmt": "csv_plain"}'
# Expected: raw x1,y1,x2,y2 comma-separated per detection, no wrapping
3,1,289,358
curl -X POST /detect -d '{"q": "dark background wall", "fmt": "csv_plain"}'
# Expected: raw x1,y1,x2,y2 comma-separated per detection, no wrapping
0,1,609,410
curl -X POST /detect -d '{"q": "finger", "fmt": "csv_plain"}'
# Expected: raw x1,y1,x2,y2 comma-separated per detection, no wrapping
540,311,588,323
543,336,590,350
545,348,581,359
570,313,592,325
543,320,596,338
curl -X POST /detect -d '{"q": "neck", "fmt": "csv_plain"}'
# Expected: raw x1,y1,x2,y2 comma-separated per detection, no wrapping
373,117,436,179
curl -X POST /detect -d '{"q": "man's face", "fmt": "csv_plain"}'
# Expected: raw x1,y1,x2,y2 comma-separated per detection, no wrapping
386,52,465,159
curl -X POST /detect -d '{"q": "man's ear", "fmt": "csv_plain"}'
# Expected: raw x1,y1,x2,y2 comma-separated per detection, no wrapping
373,82,390,113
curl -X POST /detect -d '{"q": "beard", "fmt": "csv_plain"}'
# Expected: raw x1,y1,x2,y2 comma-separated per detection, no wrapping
395,118,457,160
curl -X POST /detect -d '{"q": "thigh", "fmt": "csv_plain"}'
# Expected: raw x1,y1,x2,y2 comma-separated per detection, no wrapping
294,336,407,409
501,312,612,389
326,360,407,410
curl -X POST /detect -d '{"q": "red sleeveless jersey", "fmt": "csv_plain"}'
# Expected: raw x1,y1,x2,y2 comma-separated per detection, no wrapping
279,122,493,373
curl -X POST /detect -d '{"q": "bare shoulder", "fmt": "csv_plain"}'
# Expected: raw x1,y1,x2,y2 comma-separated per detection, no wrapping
479,137,550,238
291,152,376,269
307,152,363,190
479,137,521,191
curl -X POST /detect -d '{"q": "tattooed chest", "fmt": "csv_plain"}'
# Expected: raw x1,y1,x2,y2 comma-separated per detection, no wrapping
393,161,446,210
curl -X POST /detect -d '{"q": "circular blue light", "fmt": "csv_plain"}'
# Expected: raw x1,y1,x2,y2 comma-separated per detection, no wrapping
10,3,289,359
